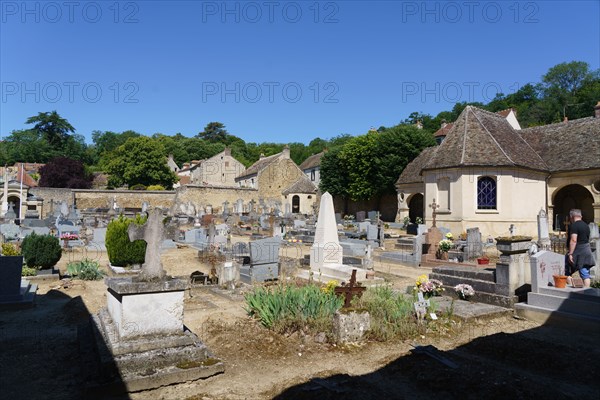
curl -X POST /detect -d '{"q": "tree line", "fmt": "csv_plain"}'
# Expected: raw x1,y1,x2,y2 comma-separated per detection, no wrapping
1,61,598,192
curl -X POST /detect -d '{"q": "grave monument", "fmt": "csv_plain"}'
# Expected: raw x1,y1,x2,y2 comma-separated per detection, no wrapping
92,208,223,392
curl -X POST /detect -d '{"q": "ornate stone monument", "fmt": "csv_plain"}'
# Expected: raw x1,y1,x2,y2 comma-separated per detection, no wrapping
92,208,223,392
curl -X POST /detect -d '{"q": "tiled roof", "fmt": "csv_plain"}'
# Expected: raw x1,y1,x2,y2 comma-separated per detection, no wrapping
395,146,438,185
423,106,548,172
236,153,281,180
434,123,454,137
0,165,38,187
519,117,600,172
299,152,324,170
282,175,318,195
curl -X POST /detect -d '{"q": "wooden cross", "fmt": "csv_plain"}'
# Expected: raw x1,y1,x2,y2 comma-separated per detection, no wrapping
429,198,439,227
564,215,570,233
334,269,366,308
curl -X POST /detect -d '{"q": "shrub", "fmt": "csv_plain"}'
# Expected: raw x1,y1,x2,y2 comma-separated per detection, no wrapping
21,267,38,277
245,284,343,334
146,184,165,191
1,242,20,256
130,184,146,191
21,233,62,269
106,214,147,267
67,259,105,280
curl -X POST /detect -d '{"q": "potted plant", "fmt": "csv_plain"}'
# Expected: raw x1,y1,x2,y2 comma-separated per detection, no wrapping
438,239,453,260
414,274,445,299
1,243,24,297
477,255,490,265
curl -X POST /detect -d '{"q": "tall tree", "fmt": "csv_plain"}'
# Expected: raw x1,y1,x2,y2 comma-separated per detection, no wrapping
105,137,178,189
25,111,75,149
197,122,228,143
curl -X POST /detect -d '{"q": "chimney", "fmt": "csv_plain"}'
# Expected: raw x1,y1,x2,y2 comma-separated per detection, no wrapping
563,116,568,123
282,145,290,159
441,121,447,129
595,101,600,118
259,153,265,159
224,147,231,156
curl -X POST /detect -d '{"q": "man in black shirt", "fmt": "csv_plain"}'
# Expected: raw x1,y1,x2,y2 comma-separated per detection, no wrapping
566,209,595,288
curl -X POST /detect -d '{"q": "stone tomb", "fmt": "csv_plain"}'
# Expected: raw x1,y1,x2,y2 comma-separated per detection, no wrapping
91,208,223,392
240,236,281,283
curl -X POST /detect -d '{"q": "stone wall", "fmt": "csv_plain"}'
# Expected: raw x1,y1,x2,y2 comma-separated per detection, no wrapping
30,187,74,218
73,189,176,210
174,185,258,213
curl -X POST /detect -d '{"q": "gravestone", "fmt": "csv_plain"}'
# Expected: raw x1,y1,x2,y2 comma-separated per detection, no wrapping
465,227,483,260
357,221,369,233
236,199,244,215
95,206,223,391
222,201,229,217
590,222,599,240
356,211,366,222
294,219,306,229
0,221,21,241
284,203,292,217
366,224,379,241
335,213,342,225
530,250,564,292
367,211,378,221
240,237,281,283
305,192,368,283
537,209,551,249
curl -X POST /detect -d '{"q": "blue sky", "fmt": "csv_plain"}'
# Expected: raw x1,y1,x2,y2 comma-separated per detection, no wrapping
1,1,599,144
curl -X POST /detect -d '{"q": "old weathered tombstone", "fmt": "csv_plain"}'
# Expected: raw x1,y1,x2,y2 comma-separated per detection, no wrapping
367,224,378,241
94,207,223,391
465,227,483,260
240,236,281,283
367,210,378,221
537,209,551,249
356,211,366,222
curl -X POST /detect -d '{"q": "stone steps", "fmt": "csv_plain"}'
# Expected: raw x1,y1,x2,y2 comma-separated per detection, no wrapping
429,267,516,308
515,287,600,331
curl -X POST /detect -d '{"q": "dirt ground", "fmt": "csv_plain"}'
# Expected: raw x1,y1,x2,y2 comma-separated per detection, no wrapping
1,240,599,400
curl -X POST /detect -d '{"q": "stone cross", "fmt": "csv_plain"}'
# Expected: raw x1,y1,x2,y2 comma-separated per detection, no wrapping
128,208,167,281
429,198,439,227
413,292,430,321
333,269,366,308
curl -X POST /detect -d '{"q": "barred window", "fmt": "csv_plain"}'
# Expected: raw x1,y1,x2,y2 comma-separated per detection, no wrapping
477,176,497,209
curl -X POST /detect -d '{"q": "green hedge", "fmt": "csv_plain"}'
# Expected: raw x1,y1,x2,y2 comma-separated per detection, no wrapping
106,214,147,267
21,233,62,269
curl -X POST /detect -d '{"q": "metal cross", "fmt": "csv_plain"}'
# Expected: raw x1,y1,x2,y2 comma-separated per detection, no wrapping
429,198,439,227
334,269,366,308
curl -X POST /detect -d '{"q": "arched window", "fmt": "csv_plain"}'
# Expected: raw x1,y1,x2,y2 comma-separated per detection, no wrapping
477,176,497,210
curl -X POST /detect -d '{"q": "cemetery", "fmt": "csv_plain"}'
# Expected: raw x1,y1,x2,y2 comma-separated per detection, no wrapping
1,190,599,399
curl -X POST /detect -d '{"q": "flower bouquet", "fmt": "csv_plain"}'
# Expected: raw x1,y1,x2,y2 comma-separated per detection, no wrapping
414,274,444,298
454,283,475,300
438,239,453,252
60,233,79,240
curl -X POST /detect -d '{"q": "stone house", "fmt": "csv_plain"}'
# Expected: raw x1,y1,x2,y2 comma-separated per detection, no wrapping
299,151,324,188
235,146,317,213
396,104,600,238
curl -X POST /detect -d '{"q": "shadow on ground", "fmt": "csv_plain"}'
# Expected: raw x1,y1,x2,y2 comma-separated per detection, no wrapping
0,289,129,400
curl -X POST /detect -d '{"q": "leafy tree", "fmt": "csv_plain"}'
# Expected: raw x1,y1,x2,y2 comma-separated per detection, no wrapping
38,157,92,188
319,147,349,198
0,129,56,164
25,111,75,149
105,136,178,189
197,122,228,142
